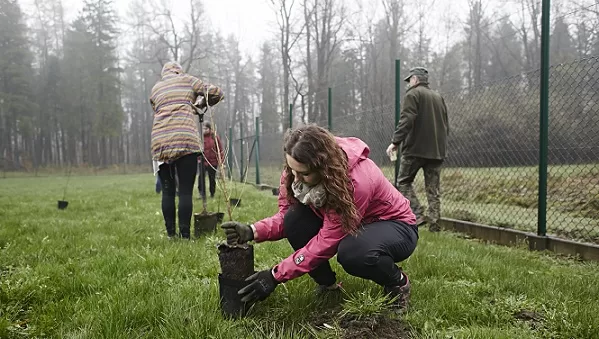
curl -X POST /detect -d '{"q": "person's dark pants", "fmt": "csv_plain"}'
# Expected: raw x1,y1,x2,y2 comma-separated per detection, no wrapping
284,203,338,286
338,220,418,286
198,161,217,198
283,203,418,287
396,156,444,224
158,153,198,238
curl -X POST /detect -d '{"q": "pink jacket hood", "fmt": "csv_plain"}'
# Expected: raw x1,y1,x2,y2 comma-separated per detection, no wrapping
335,136,369,170
252,136,416,283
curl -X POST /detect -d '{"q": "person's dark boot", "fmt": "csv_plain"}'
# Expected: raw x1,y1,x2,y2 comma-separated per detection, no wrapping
165,222,176,238
179,224,191,239
429,223,441,232
384,273,411,312
315,282,343,296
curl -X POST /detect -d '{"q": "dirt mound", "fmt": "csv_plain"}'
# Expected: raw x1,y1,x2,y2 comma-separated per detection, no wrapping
310,308,411,339
513,309,544,330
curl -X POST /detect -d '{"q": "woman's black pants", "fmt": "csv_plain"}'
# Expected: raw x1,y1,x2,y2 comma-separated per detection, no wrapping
283,203,418,287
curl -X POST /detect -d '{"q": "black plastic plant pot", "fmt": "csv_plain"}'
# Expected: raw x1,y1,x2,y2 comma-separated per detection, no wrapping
272,188,280,196
215,212,225,223
218,273,252,319
229,198,241,207
217,243,255,319
57,200,69,210
193,212,218,238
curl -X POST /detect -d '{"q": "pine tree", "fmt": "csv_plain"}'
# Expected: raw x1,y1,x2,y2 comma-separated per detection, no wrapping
259,42,280,134
0,0,35,169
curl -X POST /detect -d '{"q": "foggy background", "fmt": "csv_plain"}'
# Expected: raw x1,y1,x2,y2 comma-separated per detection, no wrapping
1,0,597,169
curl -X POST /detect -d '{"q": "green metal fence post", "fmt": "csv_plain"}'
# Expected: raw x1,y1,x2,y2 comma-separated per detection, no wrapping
289,103,293,129
394,59,401,185
227,127,233,179
255,117,261,185
239,121,245,182
328,87,332,131
538,0,550,237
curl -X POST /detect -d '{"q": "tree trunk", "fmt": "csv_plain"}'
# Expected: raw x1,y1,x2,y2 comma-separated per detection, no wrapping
304,1,314,123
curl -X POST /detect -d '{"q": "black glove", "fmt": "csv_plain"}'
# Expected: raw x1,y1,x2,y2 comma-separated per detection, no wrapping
238,269,280,303
221,221,254,245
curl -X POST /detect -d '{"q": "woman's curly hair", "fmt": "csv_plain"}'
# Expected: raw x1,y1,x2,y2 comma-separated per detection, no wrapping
283,124,360,234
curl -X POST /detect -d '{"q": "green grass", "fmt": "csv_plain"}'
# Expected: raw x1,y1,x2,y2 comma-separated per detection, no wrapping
0,164,150,179
1,174,599,338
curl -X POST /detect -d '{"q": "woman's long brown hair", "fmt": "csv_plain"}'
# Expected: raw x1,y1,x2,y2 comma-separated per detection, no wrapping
283,124,360,234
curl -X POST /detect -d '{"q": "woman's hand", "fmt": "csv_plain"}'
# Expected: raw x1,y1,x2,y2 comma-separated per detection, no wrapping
238,269,279,303
221,221,254,245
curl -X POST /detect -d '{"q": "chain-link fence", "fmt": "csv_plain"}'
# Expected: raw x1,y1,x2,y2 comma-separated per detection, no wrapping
546,58,599,242
232,56,599,245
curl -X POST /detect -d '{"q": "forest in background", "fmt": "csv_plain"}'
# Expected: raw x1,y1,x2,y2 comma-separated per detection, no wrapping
1,0,597,170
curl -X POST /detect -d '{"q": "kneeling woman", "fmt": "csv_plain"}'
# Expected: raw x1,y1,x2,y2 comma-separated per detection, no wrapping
221,125,418,309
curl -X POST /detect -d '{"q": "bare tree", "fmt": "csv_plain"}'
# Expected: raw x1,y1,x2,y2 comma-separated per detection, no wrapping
413,0,434,66
270,0,303,129
381,0,407,105
572,0,599,56
464,0,489,88
344,0,379,110
517,0,541,71
302,0,315,122
145,0,208,71
305,0,346,123
428,4,463,92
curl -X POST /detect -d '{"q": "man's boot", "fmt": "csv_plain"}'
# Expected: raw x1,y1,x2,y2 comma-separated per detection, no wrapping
429,223,441,232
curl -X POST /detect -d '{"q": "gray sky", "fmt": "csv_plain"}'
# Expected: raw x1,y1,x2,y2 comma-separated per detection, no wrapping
18,0,275,56
16,0,530,59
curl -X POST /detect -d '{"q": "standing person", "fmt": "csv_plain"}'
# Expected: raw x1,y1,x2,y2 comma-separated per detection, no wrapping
386,67,449,232
150,61,224,238
198,122,224,199
221,125,418,311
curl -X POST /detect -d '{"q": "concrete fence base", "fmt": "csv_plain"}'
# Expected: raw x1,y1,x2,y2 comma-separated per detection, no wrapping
439,218,599,262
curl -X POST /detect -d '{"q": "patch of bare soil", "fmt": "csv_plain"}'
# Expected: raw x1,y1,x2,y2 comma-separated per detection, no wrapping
513,309,544,330
310,308,411,339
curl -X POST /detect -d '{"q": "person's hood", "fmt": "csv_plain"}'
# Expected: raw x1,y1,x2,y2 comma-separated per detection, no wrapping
335,136,369,170
161,61,183,78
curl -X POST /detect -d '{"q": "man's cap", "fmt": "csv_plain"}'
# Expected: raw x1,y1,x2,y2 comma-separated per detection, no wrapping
404,67,428,82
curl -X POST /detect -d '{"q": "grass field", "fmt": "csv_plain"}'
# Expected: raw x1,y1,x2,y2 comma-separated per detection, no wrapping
1,174,599,338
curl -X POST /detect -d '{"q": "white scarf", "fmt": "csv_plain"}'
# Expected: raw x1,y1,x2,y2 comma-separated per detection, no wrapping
292,181,327,208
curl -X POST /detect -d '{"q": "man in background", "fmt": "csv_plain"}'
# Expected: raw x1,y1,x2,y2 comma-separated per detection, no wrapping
387,67,449,232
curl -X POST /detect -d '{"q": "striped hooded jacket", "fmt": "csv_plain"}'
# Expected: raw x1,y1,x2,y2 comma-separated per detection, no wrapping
150,62,224,162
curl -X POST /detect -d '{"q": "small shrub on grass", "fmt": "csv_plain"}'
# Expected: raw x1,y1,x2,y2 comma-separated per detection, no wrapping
339,290,393,321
